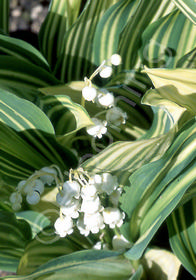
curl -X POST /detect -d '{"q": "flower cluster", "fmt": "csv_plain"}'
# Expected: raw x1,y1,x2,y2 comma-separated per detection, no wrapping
82,54,127,138
9,166,58,211
54,168,125,238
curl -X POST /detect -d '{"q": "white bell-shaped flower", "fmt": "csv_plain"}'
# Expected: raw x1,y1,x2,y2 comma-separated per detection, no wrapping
100,173,118,195
84,212,105,234
33,179,44,195
81,183,97,200
109,188,122,207
56,191,72,206
81,196,102,214
110,54,122,66
112,234,131,251
106,107,127,126
97,92,115,108
40,167,57,185
62,180,81,199
102,207,125,228
26,191,40,205
77,216,90,236
17,180,26,192
10,192,22,204
86,118,107,139
54,216,73,237
82,86,97,101
99,66,112,78
61,199,80,219
91,174,103,192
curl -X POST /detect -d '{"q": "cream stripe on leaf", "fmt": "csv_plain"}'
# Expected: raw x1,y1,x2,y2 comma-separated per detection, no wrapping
92,0,139,66
120,117,196,260
172,0,196,24
0,211,32,272
0,56,60,102
141,10,196,68
0,89,77,184
167,196,196,277
54,0,119,82
0,34,50,71
39,0,82,70
117,0,175,71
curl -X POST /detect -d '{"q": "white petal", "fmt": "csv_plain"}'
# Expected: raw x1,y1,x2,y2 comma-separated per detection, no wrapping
110,54,121,66
40,167,57,185
99,66,112,78
26,191,40,205
82,86,97,101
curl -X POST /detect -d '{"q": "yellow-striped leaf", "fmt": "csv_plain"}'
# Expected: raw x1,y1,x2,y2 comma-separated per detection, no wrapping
176,47,196,68
118,0,176,70
0,250,133,280
37,95,94,140
0,89,77,184
167,196,196,277
0,56,60,102
39,0,83,69
141,10,196,68
17,228,92,275
0,34,50,70
172,0,196,24
120,117,196,260
0,211,32,272
54,0,119,82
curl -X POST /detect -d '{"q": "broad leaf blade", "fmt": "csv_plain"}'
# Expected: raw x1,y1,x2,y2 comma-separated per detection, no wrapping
37,95,93,139
92,0,139,65
120,118,196,260
17,228,92,275
39,0,83,69
0,89,77,183
141,10,196,68
118,0,176,70
172,0,196,24
0,250,133,280
0,211,32,272
0,56,60,102
0,34,50,70
54,0,119,82
176,47,196,68
167,196,196,277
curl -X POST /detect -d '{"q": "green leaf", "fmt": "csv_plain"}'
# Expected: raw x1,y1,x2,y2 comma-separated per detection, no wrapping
54,0,119,82
92,0,139,65
0,34,50,70
39,0,83,69
0,89,77,183
82,107,175,184
37,95,94,140
142,86,190,124
0,0,9,34
120,117,196,260
167,196,196,277
17,228,92,275
172,0,196,24
0,250,133,280
141,10,196,68
0,56,60,102
0,211,32,272
16,211,51,239
118,0,176,70
143,67,196,95
176,47,196,68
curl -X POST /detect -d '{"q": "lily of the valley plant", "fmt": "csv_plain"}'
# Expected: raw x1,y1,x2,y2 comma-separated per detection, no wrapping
0,0,195,279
